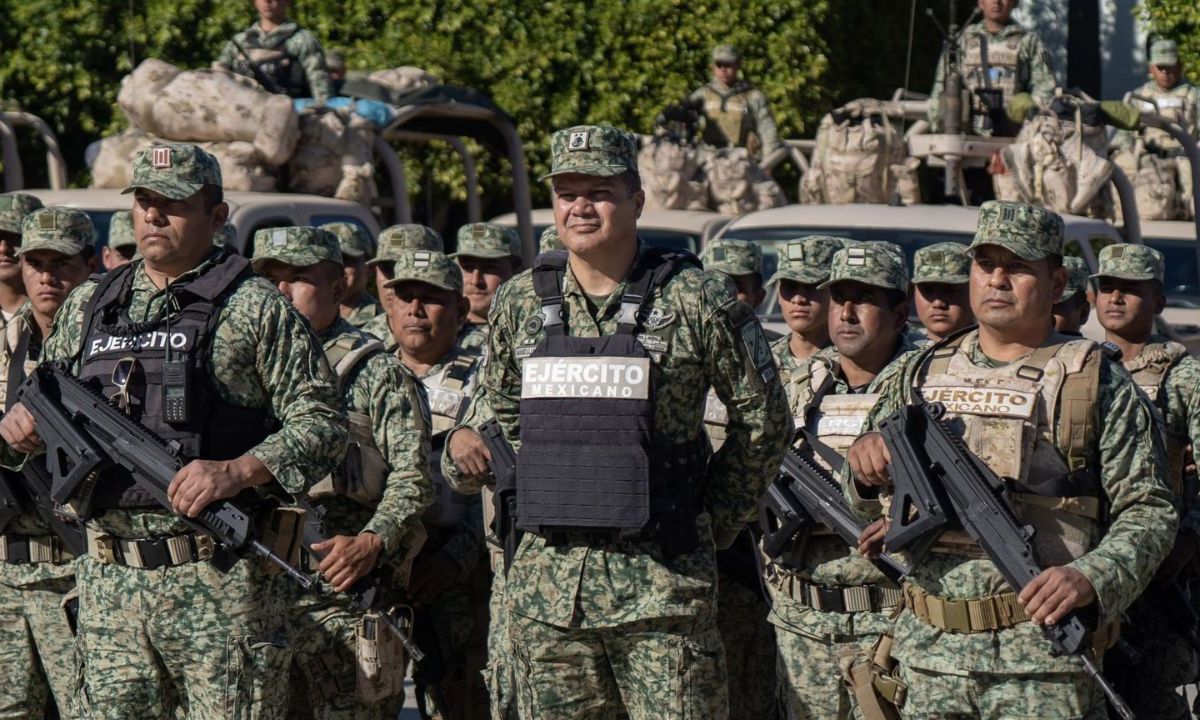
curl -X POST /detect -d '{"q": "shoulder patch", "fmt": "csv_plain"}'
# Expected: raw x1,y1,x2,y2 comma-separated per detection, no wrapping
726,302,776,385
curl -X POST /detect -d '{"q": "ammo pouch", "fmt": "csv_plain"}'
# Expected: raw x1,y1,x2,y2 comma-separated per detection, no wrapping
840,631,906,720
356,607,410,704
256,505,305,576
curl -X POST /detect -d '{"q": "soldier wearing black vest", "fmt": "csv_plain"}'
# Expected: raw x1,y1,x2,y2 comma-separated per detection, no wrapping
483,124,791,719
0,143,348,716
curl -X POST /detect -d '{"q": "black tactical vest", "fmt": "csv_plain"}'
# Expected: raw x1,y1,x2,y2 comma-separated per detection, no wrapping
77,252,277,509
515,249,709,554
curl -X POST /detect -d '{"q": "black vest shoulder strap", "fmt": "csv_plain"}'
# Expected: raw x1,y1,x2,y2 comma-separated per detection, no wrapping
532,251,569,337
77,263,139,360
618,246,698,335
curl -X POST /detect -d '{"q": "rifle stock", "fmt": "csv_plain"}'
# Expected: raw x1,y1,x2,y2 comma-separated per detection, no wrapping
478,419,520,571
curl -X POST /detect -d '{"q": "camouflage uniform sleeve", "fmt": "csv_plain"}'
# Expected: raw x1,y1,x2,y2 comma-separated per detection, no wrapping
699,275,792,534
928,47,949,131
1170,359,1200,538
359,355,434,553
243,292,347,495
41,279,94,366
482,280,523,447
292,29,332,104
749,89,781,153
1067,359,1178,617
1021,32,1058,104
442,385,496,495
215,39,238,70
439,494,485,578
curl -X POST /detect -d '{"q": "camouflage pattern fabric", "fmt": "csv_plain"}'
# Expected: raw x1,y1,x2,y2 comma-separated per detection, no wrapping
369,225,444,266
123,143,223,200
250,225,343,271
765,236,842,286
1058,256,1090,302
360,312,394,345
701,237,762,277
966,200,1064,261
287,318,432,719
540,125,638,180
20,207,95,257
928,21,1057,134
715,557,780,720
1092,243,1165,282
216,20,333,103
894,664,1103,719
538,227,563,253
911,242,969,285
342,294,383,329
383,251,464,294
107,210,137,250
452,223,520,260
0,192,43,235
821,242,909,292
458,323,489,355
321,221,375,260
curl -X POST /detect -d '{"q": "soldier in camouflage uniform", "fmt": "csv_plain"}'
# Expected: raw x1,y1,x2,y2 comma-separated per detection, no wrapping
538,226,563,253
215,0,333,103
451,222,522,354
101,209,138,271
767,242,917,720
0,207,97,720
910,242,974,345
385,251,490,719
768,236,840,378
1091,243,1200,719
846,201,1178,718
0,193,38,330
321,221,383,330
928,0,1057,136
486,124,791,719
361,224,444,344
1052,255,1091,335
251,226,433,720
0,144,348,718
689,45,781,158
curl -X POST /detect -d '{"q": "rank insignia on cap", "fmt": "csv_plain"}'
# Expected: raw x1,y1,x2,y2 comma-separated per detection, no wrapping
38,213,56,231
470,224,487,239
568,130,590,151
847,247,866,266
787,244,805,261
413,251,431,267
151,147,173,169
271,229,287,247
1002,205,1017,223
1110,246,1125,258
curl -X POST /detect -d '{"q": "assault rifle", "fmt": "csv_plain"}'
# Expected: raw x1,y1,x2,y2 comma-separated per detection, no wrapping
877,401,1134,720
479,419,521,572
761,441,909,585
0,473,21,532
14,461,86,557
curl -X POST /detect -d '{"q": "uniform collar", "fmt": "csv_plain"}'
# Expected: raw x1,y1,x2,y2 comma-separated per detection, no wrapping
966,20,1025,39
130,248,226,296
250,20,298,41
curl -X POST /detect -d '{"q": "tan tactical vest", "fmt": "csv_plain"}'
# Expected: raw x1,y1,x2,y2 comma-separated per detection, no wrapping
309,336,389,506
421,351,481,528
1127,340,1190,493
1137,84,1199,151
918,333,1103,566
962,30,1023,101
700,84,754,149
800,360,878,461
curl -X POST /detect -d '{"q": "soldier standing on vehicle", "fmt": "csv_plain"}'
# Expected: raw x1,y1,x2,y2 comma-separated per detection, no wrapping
215,0,332,104
845,201,1177,718
1090,243,1200,718
1052,255,1091,335
450,222,522,354
385,250,490,719
0,193,38,326
689,45,781,159
252,226,433,720
768,242,917,720
321,221,383,330
102,209,138,271
910,242,975,344
361,224,444,344
928,0,1057,136
485,124,791,719
0,207,97,719
0,144,348,715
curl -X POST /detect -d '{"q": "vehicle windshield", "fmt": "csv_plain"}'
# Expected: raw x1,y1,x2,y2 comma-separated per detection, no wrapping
1145,237,1200,308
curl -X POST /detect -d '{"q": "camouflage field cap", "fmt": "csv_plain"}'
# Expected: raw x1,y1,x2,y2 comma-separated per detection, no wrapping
107,210,137,250
539,226,564,253
321,221,374,260
912,242,970,285
712,45,742,64
1056,256,1091,302
702,238,762,277
541,125,638,181
213,223,236,248
766,235,845,286
452,222,520,260
1092,243,1165,283
967,201,1064,261
0,192,44,235
251,226,343,272
382,250,464,294
19,207,95,257
1150,39,1179,66
820,242,909,292
369,224,444,266
123,143,223,201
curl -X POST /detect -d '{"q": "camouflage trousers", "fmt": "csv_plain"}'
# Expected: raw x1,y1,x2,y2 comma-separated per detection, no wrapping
1104,607,1198,720
418,562,490,720
775,625,876,720
75,554,292,720
0,561,76,720
485,555,516,720
895,664,1106,719
716,570,780,719
509,612,728,720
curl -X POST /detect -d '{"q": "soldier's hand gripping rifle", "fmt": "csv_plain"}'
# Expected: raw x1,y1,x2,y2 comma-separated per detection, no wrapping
876,401,1135,720
478,418,521,572
761,439,909,584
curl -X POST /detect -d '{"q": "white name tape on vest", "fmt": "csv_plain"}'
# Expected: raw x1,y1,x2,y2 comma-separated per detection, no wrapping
814,413,869,437
86,329,196,359
921,386,1037,418
521,357,651,400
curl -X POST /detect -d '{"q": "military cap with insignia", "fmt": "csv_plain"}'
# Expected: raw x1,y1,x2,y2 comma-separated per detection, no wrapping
766,235,843,286
250,226,343,272
321,221,375,260
1092,243,1165,284
452,222,520,260
0,192,44,235
1057,256,1091,302
702,238,762,278
541,125,638,181
821,241,909,292
383,250,464,294
369,224,444,266
912,242,970,285
19,207,95,257
967,201,1064,261
123,143,223,200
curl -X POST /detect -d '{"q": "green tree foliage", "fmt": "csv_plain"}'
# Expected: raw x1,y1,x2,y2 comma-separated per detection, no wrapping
1139,0,1200,70
0,0,945,220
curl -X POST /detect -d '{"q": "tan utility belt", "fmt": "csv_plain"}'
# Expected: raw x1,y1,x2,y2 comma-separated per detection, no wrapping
771,571,902,614
0,534,73,564
87,528,215,570
903,583,1030,633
